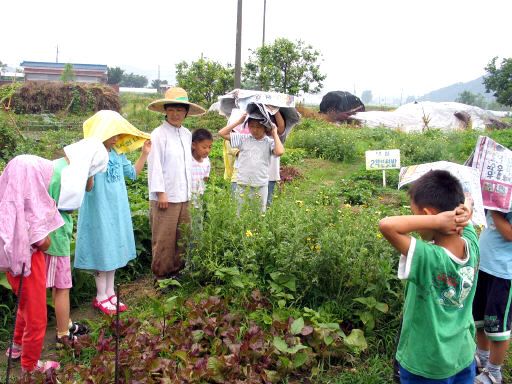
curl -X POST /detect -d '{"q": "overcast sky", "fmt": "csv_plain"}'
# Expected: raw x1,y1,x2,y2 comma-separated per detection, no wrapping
2,0,511,100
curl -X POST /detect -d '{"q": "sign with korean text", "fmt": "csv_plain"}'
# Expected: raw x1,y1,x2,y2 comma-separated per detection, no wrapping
365,149,401,170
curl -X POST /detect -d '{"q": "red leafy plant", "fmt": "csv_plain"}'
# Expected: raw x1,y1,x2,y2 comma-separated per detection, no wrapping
19,291,354,383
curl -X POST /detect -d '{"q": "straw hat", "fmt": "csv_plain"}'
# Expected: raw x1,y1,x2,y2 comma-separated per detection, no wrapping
147,87,206,116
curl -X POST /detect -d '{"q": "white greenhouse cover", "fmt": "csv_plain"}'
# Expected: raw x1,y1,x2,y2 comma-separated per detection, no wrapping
350,101,502,133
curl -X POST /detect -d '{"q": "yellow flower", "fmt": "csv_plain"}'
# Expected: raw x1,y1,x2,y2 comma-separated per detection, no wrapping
311,245,314,250
261,214,266,217
306,208,310,212
315,245,321,251
240,193,246,197
246,230,253,237
362,204,367,208
345,204,351,208
307,238,311,242
378,197,383,200
324,196,329,199
329,223,334,227
315,201,320,204
377,234,382,238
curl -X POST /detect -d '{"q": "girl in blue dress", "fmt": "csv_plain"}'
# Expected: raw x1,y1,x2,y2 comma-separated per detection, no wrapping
75,133,151,315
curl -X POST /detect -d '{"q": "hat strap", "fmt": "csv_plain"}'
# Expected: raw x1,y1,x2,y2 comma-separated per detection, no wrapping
174,97,188,101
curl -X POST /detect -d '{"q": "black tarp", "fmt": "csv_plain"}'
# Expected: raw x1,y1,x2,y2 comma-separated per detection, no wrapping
319,91,365,114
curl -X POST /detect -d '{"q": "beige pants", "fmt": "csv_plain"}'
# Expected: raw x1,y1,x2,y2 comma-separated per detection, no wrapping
150,201,190,278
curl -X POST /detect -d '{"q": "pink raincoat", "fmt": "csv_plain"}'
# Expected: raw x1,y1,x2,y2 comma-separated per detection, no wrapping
0,155,64,276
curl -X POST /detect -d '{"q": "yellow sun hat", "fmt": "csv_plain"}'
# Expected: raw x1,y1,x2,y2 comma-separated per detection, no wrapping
83,110,151,153
147,87,206,116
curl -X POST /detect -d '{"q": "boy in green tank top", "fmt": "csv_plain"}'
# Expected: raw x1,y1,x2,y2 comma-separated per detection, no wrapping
379,170,479,383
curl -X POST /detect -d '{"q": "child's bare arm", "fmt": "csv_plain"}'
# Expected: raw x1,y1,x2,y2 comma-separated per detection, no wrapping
379,211,463,255
271,125,285,156
134,140,152,177
490,211,512,241
218,113,247,140
274,111,285,136
33,235,51,252
86,175,94,192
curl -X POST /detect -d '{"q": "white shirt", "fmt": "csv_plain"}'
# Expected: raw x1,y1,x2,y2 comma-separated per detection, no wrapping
147,120,192,203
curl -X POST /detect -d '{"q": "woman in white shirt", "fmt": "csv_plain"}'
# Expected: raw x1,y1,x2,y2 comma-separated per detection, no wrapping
147,87,205,281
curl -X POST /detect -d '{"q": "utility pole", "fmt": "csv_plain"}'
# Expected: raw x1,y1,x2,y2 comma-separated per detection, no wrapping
262,0,266,46
56,45,59,63
234,0,242,88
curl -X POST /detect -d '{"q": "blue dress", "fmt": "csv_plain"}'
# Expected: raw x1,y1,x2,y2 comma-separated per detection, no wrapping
74,150,137,271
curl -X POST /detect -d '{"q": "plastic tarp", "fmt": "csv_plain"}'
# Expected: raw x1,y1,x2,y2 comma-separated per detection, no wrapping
350,101,503,133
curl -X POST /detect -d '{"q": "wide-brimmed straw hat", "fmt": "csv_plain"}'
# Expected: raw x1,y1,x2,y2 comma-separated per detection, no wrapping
147,87,206,116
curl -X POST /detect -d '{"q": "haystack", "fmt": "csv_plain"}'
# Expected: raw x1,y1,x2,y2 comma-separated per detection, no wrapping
0,82,121,114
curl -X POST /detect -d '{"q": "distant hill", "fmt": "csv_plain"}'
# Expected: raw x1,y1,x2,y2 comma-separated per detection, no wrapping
418,76,495,102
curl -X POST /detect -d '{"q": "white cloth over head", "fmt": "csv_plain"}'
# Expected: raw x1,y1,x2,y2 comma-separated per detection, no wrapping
58,138,109,210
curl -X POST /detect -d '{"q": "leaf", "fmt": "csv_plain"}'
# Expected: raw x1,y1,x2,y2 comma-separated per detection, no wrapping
318,322,340,332
343,329,368,351
293,352,308,368
263,369,281,384
279,356,291,368
282,277,296,292
323,334,334,345
359,311,373,325
290,317,304,335
287,343,307,354
175,350,188,362
278,299,286,308
158,278,181,288
273,337,289,353
231,276,245,288
0,274,11,290
375,302,389,313
192,330,205,343
301,325,314,336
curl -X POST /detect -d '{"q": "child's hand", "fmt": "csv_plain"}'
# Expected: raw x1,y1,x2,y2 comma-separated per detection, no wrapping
454,204,471,235
437,208,468,235
238,113,248,124
157,192,168,209
142,139,152,155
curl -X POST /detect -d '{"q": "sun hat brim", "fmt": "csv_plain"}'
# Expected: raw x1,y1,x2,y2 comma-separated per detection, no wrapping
147,99,206,116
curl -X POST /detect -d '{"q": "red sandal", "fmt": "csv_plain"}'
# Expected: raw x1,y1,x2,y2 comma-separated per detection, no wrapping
108,295,127,312
94,298,117,315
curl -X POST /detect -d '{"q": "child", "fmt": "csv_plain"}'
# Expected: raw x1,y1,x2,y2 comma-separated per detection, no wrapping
45,138,108,348
74,111,151,315
379,170,478,383
191,128,213,206
218,112,284,212
472,210,512,384
0,155,65,374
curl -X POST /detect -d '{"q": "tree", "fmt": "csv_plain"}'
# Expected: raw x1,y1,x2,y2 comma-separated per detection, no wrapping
60,63,75,83
175,58,234,106
361,90,373,104
242,38,326,95
151,79,168,89
455,90,487,108
0,61,7,71
483,57,512,107
107,66,124,85
120,72,148,88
